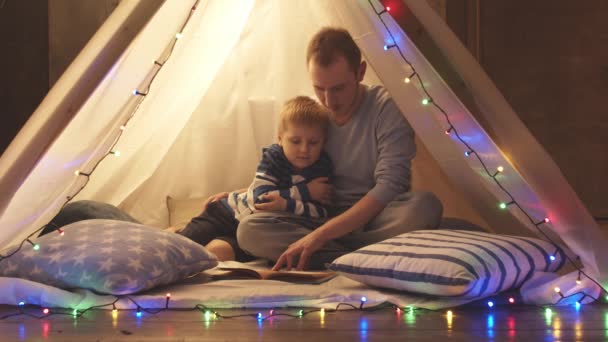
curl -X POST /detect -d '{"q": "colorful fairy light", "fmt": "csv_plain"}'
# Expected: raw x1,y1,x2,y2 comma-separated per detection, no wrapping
487,301,494,308
508,297,515,304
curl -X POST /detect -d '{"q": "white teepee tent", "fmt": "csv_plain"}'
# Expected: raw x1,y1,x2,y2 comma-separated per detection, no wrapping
0,0,606,307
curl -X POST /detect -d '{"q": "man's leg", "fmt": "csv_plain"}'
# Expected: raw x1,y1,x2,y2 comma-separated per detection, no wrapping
339,191,443,250
237,212,351,269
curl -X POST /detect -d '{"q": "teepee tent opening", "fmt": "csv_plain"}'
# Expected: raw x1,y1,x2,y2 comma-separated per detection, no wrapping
0,0,606,311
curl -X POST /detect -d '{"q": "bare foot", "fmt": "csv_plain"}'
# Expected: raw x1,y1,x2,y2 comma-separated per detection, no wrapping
206,239,235,261
164,226,182,233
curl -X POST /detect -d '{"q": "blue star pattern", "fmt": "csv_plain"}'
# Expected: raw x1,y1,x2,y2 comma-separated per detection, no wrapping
0,219,218,295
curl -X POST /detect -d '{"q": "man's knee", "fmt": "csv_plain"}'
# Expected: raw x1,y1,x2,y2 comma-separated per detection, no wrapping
413,191,443,228
236,213,277,258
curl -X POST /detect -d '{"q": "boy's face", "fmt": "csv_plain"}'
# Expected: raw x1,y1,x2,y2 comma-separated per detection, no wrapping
308,55,365,121
278,123,325,171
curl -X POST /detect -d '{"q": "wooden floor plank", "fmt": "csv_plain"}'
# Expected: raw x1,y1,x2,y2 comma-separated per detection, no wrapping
1,304,607,341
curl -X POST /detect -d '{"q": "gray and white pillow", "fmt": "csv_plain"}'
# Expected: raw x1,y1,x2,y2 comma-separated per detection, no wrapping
329,229,566,298
0,219,218,295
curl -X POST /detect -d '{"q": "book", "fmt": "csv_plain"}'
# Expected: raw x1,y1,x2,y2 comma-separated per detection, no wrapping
206,261,337,284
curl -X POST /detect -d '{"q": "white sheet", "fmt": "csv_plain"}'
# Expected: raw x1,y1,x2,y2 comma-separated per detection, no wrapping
1,263,599,312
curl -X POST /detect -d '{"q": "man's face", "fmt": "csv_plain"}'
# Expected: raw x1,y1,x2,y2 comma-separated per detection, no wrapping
308,56,363,120
279,123,325,171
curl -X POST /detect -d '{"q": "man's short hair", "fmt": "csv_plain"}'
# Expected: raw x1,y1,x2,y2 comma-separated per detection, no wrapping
306,27,362,73
278,96,331,136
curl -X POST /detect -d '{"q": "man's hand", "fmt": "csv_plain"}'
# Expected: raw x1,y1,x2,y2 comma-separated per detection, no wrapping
254,193,287,212
272,231,326,271
307,177,333,205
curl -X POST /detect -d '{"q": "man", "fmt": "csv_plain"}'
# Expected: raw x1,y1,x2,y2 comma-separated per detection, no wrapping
237,27,443,270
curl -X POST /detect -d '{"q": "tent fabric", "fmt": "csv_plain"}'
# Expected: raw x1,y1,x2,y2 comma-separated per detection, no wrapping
0,0,606,308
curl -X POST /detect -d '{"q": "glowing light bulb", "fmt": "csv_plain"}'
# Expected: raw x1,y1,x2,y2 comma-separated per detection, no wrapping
299,309,304,317
465,151,472,157
112,309,118,319
386,6,391,12
508,297,515,304
544,217,550,223
166,293,171,298
43,308,49,314
404,77,411,83
58,228,65,236
487,301,494,308
575,301,581,309
499,202,507,209
497,166,504,173
257,312,263,320
361,296,367,303
136,308,142,318
73,309,78,317
549,255,556,262
421,98,430,105
75,170,80,176
18,301,25,306
33,244,40,250
111,150,121,157
554,287,561,293
176,32,183,39
120,125,126,131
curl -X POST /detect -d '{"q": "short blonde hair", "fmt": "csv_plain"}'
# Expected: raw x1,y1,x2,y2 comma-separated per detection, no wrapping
278,96,330,136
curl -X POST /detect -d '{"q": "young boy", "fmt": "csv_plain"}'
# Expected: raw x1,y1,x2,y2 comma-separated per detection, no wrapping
178,96,333,261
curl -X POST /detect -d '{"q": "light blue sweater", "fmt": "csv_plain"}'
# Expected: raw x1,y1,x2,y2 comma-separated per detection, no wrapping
324,85,415,207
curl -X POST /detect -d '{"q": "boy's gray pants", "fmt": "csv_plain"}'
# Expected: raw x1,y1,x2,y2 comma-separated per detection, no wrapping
236,191,443,269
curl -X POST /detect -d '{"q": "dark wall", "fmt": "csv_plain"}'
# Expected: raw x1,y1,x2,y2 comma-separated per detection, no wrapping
0,0,48,155
479,1,608,217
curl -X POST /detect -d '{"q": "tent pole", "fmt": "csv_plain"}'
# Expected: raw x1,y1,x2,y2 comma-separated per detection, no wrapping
0,0,164,218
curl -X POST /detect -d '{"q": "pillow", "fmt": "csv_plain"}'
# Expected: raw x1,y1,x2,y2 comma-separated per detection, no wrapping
167,196,207,230
0,219,218,295
328,229,566,298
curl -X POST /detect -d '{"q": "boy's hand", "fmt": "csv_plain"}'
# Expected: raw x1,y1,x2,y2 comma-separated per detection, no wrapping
307,177,333,205
200,191,229,213
255,193,287,211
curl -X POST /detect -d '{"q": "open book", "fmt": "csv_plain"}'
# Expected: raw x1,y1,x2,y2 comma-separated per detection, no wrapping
206,261,337,284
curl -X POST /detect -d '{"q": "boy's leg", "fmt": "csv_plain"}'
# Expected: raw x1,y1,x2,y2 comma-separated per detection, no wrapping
237,212,351,269
178,201,253,262
339,191,443,250
40,200,139,236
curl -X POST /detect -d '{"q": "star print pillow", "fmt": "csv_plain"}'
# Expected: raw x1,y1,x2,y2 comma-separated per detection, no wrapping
0,219,218,295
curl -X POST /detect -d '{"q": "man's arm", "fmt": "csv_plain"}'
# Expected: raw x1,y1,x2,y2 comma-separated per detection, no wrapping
272,194,384,270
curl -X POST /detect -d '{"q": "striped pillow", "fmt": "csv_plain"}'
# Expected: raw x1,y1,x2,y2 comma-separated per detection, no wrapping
328,230,566,298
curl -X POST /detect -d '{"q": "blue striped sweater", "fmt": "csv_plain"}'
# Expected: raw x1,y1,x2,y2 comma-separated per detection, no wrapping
227,144,333,220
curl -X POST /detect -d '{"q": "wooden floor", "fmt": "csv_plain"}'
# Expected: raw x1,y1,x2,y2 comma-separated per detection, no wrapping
1,303,607,341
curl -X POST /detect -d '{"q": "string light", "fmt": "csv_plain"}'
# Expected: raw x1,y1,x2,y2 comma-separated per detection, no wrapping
26,239,39,251
175,32,183,39
110,150,121,157
404,72,416,84
508,297,515,304
42,308,49,315
383,43,396,51
74,170,91,177
57,228,65,236
421,98,431,105
136,307,142,318
464,150,473,157
445,126,453,135
554,287,564,298
487,301,494,308
576,272,582,285
132,89,147,96
492,166,504,178
498,201,515,209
